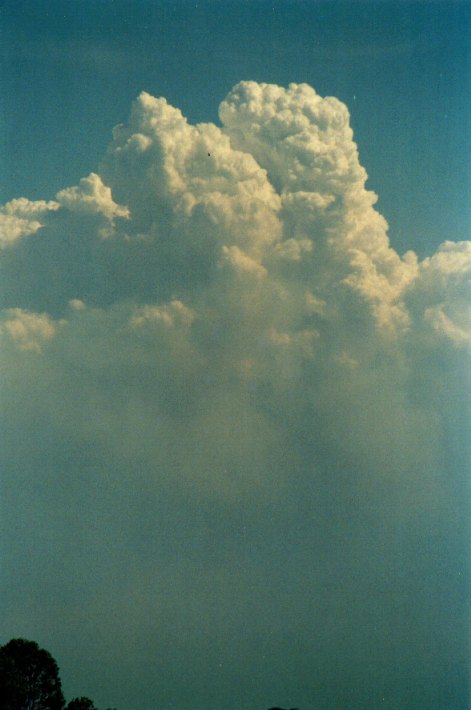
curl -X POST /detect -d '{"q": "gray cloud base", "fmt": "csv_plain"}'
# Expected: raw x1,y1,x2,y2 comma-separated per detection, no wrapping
1,82,469,709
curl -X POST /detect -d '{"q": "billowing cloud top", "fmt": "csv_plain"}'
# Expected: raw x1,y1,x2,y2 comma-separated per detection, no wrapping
3,82,468,341
1,82,469,708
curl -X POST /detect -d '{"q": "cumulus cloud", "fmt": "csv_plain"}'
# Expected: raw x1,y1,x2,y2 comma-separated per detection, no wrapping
56,172,129,222
1,308,67,352
0,82,469,709
0,197,59,247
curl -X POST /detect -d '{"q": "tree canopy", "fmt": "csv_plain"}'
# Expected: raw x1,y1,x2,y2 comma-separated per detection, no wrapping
0,638,65,710
0,637,296,709
0,640,107,709
65,698,98,710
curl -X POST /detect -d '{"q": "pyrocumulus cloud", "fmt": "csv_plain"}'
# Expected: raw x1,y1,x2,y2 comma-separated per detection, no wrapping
1,82,469,710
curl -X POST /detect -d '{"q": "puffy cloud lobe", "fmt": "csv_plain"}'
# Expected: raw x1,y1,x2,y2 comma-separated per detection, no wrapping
424,304,470,345
0,82,469,709
0,197,59,247
403,240,471,349
219,82,427,334
129,300,195,330
0,81,469,479
1,308,64,352
0,82,469,472
56,172,129,222
219,81,365,195
100,91,282,259
2,81,468,346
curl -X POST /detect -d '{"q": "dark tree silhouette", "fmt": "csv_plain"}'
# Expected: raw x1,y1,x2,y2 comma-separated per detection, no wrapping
65,698,97,710
0,638,65,709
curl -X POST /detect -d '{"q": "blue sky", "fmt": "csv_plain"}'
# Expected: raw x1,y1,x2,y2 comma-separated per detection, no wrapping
1,0,470,255
0,3,470,710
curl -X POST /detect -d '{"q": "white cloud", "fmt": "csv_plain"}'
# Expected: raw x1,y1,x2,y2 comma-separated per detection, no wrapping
1,308,64,352
424,304,471,346
56,172,129,222
0,197,59,247
129,300,195,329
221,245,267,279
0,82,468,709
1,82,469,454
219,81,366,195
69,298,87,311
101,91,282,258
1,81,468,387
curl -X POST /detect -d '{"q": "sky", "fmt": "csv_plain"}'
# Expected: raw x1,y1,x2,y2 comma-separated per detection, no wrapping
0,2,470,709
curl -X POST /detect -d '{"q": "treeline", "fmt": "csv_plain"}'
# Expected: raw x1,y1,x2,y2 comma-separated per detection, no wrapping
0,637,299,709
0,638,114,710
